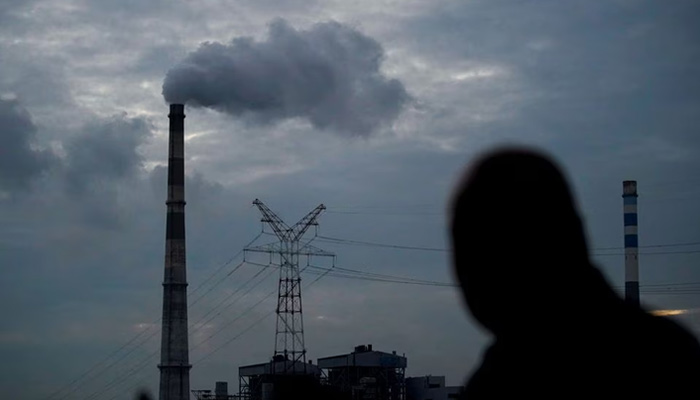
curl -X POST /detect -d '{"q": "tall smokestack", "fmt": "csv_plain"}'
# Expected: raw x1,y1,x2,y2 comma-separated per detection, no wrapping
623,180,640,307
159,104,191,400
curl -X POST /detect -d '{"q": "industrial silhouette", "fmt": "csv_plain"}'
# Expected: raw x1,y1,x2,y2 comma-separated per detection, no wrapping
149,104,459,400
246,200,330,368
158,104,191,400
237,200,335,399
622,180,640,306
142,107,700,400
449,148,700,398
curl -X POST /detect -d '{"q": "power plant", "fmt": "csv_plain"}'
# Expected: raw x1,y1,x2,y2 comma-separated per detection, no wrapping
317,345,407,400
247,200,330,369
237,200,336,399
152,104,463,400
159,104,191,400
197,345,460,400
193,382,234,400
153,106,654,400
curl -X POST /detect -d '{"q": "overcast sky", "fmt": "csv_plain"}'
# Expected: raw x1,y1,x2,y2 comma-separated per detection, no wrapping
1,1,700,399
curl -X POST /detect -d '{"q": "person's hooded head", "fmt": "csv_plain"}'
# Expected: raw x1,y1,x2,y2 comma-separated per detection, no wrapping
450,148,593,336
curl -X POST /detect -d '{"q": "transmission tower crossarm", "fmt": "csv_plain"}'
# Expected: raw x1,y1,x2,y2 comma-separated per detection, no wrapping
253,199,291,241
290,204,326,242
243,200,335,374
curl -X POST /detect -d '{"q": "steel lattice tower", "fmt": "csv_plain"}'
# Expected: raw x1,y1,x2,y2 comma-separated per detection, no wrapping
246,199,334,372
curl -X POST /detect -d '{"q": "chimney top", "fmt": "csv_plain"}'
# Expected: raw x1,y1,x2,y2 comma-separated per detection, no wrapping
623,180,638,197
169,103,185,116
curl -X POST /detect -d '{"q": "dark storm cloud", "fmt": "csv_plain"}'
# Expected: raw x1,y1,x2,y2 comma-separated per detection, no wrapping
0,99,55,191
405,0,700,145
0,0,31,23
63,113,152,195
399,1,700,310
132,44,188,76
1,1,697,398
163,19,409,135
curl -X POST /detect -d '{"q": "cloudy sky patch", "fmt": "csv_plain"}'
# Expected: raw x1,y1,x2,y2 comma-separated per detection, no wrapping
1,1,699,399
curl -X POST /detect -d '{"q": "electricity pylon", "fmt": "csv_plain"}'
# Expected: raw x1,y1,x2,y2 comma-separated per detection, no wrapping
245,199,334,372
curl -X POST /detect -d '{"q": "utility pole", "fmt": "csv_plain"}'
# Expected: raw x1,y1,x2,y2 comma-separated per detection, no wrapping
246,199,334,372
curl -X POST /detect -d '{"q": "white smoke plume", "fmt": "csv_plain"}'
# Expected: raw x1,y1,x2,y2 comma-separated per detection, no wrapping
162,19,409,136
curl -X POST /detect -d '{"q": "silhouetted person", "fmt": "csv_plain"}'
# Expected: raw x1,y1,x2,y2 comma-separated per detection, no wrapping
450,148,700,398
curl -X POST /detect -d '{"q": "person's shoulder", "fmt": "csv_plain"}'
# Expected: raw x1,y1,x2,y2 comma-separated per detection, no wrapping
639,314,700,396
463,340,533,398
462,343,504,398
637,311,700,371
640,311,700,348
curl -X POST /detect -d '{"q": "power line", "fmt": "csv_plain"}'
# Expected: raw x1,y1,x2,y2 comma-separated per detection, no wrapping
83,346,160,400
641,281,700,287
334,265,453,285
78,262,258,399
317,235,447,252
81,347,160,398
593,241,700,251
242,259,451,288
94,267,281,399
47,323,156,400
105,370,157,400
51,231,700,399
304,265,455,287
191,292,277,364
642,292,700,295
307,264,700,296
188,261,274,330
47,241,262,400
187,262,278,345
191,262,334,366
85,261,277,400
63,326,161,400
317,234,700,255
594,250,700,256
189,261,325,364
189,235,259,296
76,256,700,398
326,210,442,216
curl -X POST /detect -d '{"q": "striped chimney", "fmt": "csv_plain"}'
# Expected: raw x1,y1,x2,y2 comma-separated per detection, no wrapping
623,180,640,307
158,104,191,400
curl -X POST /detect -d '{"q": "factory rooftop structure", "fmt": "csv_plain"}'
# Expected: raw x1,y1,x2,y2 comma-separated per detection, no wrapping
406,376,462,400
219,344,461,400
193,381,236,400
238,355,323,400
317,344,407,400
318,345,407,369
239,355,322,377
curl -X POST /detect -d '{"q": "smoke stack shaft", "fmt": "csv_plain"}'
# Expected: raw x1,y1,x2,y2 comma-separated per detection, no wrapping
159,104,191,400
623,180,639,307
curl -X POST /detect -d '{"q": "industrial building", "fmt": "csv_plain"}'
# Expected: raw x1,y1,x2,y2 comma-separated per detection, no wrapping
193,381,236,399
238,355,323,400
192,345,464,400
155,105,647,400
405,376,462,400
317,345,407,400
160,105,463,400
